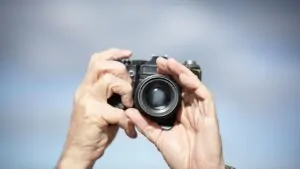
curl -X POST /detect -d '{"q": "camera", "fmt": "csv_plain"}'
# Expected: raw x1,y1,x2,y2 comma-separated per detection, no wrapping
108,56,201,129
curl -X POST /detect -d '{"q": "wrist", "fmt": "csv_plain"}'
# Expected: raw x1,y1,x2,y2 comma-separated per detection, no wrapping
56,146,98,169
57,156,94,169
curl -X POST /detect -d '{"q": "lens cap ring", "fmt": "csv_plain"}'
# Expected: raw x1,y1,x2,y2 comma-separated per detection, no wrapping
135,74,181,118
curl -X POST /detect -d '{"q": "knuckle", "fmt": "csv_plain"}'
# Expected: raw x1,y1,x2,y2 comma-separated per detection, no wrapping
74,85,93,104
126,84,133,93
89,48,121,65
91,52,99,59
106,61,127,73
89,53,99,65
90,62,112,79
77,94,101,118
74,84,87,102
101,73,113,82
119,81,132,94
92,61,126,75
91,61,104,72
75,92,92,112
117,62,127,72
77,92,90,106
74,90,82,102
101,74,114,95
206,90,214,100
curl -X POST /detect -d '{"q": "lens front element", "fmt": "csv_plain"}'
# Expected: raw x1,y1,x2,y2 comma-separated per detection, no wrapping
145,84,171,111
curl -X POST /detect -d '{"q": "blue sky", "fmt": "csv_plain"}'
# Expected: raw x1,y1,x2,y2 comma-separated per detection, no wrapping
1,1,300,169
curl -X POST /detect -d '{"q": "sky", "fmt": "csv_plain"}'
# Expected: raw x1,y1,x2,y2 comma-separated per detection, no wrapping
0,1,300,169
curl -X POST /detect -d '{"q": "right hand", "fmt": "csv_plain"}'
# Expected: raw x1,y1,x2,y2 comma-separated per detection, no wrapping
57,49,137,169
126,57,225,169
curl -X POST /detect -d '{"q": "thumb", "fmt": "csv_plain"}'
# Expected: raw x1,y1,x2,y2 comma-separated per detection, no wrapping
125,108,162,144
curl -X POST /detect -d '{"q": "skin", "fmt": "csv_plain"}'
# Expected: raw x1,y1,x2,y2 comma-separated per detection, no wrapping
56,48,225,169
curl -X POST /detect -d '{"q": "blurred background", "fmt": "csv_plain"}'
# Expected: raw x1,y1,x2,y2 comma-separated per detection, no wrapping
1,1,300,169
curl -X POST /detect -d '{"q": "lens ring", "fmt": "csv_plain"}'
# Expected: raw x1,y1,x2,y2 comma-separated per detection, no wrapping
135,74,180,118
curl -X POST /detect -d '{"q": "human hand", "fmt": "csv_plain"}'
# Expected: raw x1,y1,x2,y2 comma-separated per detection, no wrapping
57,49,137,169
126,57,225,169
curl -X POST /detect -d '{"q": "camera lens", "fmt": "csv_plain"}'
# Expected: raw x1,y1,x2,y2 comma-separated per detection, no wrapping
135,74,181,118
145,85,171,111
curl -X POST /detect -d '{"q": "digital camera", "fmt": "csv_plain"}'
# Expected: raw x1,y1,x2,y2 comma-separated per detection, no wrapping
108,56,202,129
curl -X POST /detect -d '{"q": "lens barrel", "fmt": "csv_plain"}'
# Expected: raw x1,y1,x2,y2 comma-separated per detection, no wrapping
134,74,181,126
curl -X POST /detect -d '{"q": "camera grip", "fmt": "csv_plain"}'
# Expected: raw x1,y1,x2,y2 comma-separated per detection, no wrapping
107,93,126,110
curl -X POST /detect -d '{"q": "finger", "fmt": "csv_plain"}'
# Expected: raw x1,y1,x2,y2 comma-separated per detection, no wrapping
157,57,211,100
179,73,212,100
166,59,216,117
84,60,131,84
89,48,132,67
125,108,162,144
156,57,181,82
102,106,137,138
157,57,195,96
156,56,168,72
93,74,133,107
167,58,196,77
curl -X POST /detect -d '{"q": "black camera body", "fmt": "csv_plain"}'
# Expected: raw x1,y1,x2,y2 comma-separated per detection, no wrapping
108,56,201,129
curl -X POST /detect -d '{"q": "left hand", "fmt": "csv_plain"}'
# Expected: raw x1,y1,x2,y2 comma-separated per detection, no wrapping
57,49,137,169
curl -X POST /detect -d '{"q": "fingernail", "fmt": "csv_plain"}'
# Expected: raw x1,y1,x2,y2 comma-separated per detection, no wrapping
132,131,138,138
157,57,166,65
127,121,138,138
122,50,132,55
157,56,164,61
